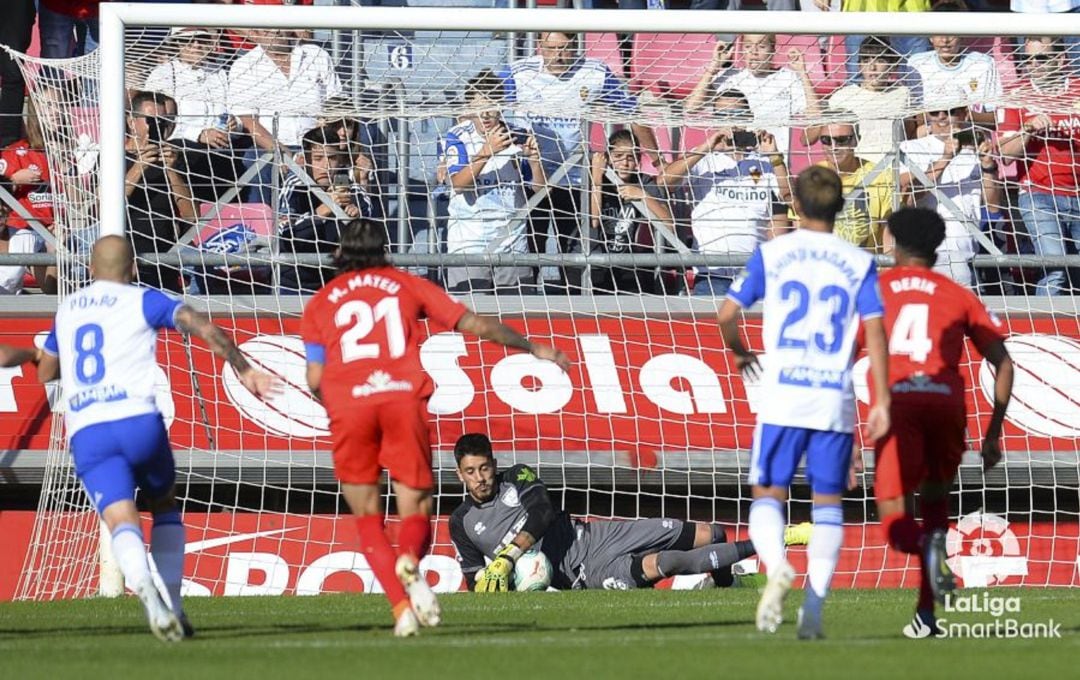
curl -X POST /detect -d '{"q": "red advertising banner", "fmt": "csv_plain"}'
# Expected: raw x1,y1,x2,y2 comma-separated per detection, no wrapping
1,510,1075,601
2,314,1079,461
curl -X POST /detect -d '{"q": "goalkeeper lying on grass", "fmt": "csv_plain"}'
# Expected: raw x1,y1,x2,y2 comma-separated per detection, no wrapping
449,433,812,592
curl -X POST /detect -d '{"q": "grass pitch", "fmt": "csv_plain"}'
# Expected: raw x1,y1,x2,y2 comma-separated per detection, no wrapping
1,588,1077,680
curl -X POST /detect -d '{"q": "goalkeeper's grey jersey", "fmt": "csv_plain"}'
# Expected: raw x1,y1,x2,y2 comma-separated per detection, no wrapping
449,464,578,588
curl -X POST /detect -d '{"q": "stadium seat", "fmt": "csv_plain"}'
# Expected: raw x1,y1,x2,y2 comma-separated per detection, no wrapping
192,202,274,250
641,124,672,174
629,33,716,99
786,128,824,176
679,126,710,154
189,202,275,294
773,35,841,97
987,36,1021,90
584,32,625,80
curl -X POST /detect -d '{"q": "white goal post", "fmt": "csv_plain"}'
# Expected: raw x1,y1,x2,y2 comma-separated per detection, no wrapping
10,4,1080,601
96,4,1080,239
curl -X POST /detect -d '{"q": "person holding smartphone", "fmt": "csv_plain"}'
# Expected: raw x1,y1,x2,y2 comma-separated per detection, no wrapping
278,124,376,294
659,90,792,296
442,69,545,294
588,129,674,294
124,90,196,293
899,103,1001,287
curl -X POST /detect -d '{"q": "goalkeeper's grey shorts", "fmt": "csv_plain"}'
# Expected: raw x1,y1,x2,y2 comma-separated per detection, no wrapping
568,518,688,590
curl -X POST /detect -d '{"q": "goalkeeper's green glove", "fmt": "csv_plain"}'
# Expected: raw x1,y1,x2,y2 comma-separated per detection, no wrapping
475,545,522,593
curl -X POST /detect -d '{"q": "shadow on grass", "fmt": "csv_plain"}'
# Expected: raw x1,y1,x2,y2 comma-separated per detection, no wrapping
438,618,751,637
0,621,391,642
0,617,753,643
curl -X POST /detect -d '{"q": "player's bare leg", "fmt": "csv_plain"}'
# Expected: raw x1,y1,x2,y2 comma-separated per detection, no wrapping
341,483,416,636
749,485,795,633
101,500,183,643
393,482,441,628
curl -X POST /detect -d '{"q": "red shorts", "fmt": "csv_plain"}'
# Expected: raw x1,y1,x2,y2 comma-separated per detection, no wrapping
874,397,966,501
329,398,433,490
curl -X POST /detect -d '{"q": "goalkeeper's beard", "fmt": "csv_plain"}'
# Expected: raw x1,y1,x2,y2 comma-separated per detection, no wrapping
471,481,495,503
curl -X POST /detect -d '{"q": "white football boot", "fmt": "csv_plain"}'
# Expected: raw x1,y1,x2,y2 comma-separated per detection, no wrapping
393,607,420,638
136,581,183,643
396,554,441,627
755,561,795,634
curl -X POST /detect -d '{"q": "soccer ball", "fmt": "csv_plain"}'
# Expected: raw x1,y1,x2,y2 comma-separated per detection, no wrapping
513,548,553,591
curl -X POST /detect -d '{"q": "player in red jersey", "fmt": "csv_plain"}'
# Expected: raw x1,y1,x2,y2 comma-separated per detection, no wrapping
300,220,570,638
870,208,1014,637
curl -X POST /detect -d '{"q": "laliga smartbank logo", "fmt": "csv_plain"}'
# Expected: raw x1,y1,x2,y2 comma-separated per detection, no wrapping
904,592,1062,640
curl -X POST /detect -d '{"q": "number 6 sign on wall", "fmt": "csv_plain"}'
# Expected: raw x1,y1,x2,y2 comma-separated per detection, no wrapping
388,44,413,71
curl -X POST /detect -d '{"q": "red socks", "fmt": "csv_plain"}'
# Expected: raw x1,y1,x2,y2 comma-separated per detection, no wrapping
882,512,923,555
921,497,950,533
398,514,432,562
354,515,408,609
917,497,951,612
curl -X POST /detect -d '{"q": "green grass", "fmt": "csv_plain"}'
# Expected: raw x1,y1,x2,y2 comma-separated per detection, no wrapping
1,589,1078,679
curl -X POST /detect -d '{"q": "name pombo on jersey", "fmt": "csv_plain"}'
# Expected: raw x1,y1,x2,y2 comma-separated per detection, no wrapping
66,294,118,310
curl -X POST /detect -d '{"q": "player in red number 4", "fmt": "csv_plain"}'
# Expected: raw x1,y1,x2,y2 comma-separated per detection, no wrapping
300,220,570,638
868,208,1014,638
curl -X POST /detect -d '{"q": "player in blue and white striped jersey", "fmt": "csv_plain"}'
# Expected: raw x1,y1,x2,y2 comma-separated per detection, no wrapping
36,236,277,642
717,166,891,640
443,70,545,293
501,32,661,291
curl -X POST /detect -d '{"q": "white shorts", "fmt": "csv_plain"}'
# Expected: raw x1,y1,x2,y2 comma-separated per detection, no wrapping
0,229,45,295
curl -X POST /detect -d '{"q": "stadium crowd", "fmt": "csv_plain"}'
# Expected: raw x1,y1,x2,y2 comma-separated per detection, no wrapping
1,0,1079,296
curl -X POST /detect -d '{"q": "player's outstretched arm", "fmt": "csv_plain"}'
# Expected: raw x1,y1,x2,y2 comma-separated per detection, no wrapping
862,316,891,442
0,344,41,368
979,341,1014,472
175,306,280,399
717,299,761,380
456,312,570,371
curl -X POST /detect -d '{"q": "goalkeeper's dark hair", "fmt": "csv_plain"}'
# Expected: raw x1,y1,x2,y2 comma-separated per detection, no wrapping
454,433,494,465
333,219,389,274
793,166,846,225
887,207,946,264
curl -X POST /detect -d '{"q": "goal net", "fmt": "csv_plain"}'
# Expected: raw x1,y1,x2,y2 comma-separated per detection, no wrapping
9,5,1080,600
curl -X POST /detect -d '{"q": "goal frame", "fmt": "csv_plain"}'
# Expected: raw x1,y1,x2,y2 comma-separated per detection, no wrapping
98,3,1080,240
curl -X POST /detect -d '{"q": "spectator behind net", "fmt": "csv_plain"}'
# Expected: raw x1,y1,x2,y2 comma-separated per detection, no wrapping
124,90,196,293
588,129,674,295
278,124,377,295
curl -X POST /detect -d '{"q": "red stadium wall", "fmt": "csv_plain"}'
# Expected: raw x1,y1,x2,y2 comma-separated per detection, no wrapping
1,510,1075,601
2,313,1078,599
3,314,1079,458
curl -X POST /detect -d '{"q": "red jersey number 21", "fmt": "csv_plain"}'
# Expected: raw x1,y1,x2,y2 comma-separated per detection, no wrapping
889,303,933,364
335,297,406,362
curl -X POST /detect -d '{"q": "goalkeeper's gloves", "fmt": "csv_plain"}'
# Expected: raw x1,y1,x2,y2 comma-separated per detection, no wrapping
475,544,523,593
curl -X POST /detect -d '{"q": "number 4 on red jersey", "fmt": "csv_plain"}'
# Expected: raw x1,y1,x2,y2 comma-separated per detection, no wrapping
861,266,1006,398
